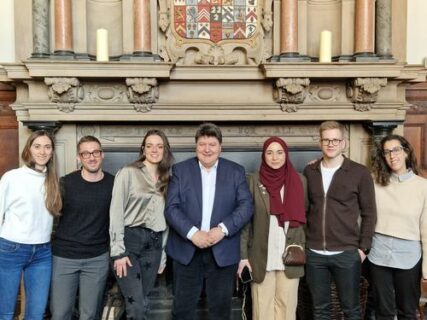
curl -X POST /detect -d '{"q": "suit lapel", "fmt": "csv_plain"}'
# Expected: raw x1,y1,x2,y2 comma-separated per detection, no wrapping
211,158,223,219
191,158,203,211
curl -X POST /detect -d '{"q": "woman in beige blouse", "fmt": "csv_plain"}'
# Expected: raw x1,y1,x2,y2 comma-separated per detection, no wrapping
109,129,173,320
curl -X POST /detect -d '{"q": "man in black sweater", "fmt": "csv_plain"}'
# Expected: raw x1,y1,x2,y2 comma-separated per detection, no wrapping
50,136,114,320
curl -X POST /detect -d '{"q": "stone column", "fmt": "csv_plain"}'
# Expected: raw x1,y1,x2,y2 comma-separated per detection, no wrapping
274,0,307,62
133,0,153,58
53,0,74,57
354,0,378,61
375,0,393,60
31,0,50,58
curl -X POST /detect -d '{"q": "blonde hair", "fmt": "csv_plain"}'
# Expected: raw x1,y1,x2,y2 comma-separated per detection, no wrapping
319,121,345,138
21,130,62,216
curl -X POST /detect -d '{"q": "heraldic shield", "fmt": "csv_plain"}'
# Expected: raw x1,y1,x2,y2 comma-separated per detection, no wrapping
158,0,272,65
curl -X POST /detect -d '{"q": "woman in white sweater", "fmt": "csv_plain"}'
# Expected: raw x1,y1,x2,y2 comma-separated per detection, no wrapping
370,134,427,319
0,130,62,320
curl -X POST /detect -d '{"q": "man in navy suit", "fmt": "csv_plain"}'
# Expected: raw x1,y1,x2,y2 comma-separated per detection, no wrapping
165,123,253,320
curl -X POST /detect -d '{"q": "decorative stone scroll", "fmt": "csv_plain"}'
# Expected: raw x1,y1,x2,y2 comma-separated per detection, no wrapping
157,0,273,65
126,78,159,113
273,78,310,113
45,77,83,113
346,78,387,112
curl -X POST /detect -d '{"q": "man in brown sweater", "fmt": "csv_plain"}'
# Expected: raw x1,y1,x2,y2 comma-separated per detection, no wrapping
303,121,376,320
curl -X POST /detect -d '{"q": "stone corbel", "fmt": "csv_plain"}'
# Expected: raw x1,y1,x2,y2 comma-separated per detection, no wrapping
346,78,387,112
273,78,310,112
126,78,159,113
45,77,83,113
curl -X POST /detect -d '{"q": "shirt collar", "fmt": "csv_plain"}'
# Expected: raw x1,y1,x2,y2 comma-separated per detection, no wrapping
391,169,414,182
198,160,219,172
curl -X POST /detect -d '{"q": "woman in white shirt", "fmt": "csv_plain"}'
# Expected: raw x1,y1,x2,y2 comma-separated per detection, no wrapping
370,134,427,319
0,130,62,320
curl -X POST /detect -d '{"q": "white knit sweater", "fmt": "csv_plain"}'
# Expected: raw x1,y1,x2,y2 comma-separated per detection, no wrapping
374,174,427,278
0,166,53,244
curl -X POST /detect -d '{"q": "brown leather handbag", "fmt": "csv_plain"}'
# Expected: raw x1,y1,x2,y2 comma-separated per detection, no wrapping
283,244,306,266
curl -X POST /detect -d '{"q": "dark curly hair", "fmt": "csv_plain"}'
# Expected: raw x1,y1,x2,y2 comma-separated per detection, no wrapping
372,134,419,186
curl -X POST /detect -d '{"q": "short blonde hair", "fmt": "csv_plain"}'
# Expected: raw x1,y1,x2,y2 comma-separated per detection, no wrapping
319,121,345,138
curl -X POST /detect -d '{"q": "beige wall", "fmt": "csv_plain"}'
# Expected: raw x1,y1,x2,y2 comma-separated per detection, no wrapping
407,0,427,65
0,0,15,62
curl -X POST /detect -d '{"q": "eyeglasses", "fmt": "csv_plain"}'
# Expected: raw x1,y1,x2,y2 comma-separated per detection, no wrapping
320,139,343,146
383,146,404,158
79,150,103,159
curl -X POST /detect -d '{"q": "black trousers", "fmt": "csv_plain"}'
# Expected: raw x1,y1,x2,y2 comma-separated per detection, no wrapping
172,248,237,320
370,259,421,320
114,226,162,320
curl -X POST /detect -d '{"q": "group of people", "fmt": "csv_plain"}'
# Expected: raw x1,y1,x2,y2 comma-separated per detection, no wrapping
0,121,425,320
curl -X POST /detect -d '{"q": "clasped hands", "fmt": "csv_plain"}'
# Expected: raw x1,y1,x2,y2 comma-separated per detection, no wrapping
191,227,225,249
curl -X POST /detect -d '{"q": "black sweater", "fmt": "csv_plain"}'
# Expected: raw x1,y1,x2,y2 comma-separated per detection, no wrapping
52,170,114,259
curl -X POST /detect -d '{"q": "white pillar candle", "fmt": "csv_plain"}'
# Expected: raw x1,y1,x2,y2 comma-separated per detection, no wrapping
96,28,109,62
319,30,332,63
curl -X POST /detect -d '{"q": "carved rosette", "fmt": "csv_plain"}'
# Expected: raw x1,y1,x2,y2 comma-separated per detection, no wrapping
126,78,159,113
45,77,83,113
273,78,310,113
347,78,387,112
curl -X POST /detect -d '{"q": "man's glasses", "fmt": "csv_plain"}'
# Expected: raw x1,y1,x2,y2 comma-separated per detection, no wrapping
79,150,103,159
383,146,404,158
320,139,343,146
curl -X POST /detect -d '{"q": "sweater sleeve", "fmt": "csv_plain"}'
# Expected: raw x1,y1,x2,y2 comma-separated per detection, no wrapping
420,185,427,279
109,168,130,259
358,167,377,250
0,173,9,234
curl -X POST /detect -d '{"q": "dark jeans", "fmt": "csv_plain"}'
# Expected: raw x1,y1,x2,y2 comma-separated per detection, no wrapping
114,227,162,320
370,259,421,320
306,249,362,320
172,248,238,320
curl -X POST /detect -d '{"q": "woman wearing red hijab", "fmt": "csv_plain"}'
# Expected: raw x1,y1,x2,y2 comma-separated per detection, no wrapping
239,136,307,320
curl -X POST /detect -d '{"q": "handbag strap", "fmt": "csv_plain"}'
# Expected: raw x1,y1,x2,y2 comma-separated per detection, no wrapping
285,244,304,250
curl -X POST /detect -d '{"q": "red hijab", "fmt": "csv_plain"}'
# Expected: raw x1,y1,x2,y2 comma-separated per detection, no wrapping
259,137,306,228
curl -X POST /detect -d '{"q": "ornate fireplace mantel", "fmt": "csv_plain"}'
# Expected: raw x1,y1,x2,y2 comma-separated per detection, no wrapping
0,60,425,124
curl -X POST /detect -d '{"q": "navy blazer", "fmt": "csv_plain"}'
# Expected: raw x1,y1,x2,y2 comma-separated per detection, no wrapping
165,157,253,267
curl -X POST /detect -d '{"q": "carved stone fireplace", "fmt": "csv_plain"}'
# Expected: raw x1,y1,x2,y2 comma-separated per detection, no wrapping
1,0,427,318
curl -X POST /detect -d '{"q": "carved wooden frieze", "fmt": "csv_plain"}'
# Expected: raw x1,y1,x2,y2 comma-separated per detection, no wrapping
347,77,387,112
273,78,310,113
126,78,159,113
45,77,83,113
158,0,273,65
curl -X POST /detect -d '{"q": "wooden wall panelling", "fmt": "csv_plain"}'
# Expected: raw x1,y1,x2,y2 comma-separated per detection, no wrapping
0,83,18,177
405,81,427,177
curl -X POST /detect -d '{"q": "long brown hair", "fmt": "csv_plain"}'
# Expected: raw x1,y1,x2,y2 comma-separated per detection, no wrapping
131,129,174,194
21,130,62,216
372,134,419,186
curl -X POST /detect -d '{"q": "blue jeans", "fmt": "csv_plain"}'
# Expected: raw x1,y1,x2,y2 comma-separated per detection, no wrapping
0,237,52,320
306,249,362,320
114,227,162,320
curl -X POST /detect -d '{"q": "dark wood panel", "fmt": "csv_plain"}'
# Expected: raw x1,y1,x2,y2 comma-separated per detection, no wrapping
0,86,18,177
405,82,427,178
